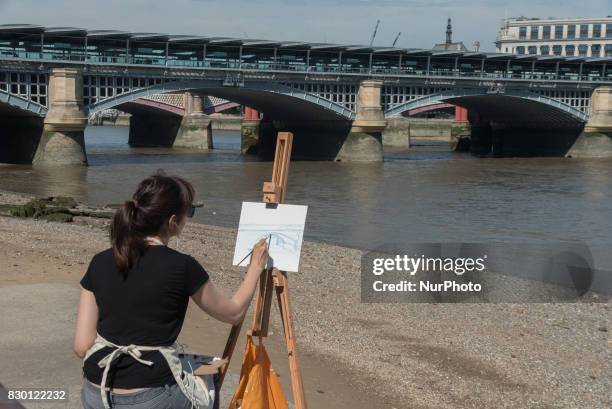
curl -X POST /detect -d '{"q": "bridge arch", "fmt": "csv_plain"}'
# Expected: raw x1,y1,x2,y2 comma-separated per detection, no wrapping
85,80,356,121
0,89,47,117
385,89,588,124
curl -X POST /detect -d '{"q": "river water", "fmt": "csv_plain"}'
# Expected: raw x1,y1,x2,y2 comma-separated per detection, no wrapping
1,126,611,252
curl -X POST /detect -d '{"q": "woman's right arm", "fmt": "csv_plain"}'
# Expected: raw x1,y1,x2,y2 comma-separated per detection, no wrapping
191,238,268,325
73,288,98,358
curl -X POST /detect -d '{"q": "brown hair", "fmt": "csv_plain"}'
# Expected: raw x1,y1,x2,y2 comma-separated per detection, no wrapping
110,170,195,274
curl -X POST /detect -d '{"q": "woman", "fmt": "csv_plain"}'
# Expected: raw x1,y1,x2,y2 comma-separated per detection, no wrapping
74,172,268,409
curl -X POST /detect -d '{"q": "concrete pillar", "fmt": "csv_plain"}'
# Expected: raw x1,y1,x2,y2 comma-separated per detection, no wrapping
382,117,410,148
567,86,612,158
174,92,213,149
336,80,386,161
33,68,88,166
585,86,612,133
241,106,261,154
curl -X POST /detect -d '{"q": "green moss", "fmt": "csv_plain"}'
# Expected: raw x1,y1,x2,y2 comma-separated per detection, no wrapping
0,204,21,216
0,197,76,222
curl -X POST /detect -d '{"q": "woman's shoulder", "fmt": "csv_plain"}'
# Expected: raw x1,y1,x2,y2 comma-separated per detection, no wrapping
89,246,198,269
90,248,114,263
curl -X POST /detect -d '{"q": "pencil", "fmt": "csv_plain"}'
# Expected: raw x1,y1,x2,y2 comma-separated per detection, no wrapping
238,234,271,265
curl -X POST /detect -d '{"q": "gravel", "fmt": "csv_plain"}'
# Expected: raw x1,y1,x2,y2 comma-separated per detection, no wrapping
0,189,610,409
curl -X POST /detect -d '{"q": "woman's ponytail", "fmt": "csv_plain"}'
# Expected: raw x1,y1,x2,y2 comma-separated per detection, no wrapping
111,200,146,275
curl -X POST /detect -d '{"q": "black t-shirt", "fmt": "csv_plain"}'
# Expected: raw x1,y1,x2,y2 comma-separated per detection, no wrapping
80,245,209,388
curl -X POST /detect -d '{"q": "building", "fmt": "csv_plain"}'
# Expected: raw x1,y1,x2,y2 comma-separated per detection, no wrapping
496,16,612,57
433,18,469,52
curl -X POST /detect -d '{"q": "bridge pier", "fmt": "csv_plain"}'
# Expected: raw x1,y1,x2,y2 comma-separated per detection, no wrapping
567,86,612,158
382,117,411,148
336,80,386,161
174,93,213,150
32,68,88,166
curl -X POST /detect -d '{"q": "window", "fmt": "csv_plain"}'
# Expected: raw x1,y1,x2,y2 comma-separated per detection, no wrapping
516,46,525,55
567,25,576,39
565,44,575,56
578,44,588,56
519,26,527,40
606,44,612,57
591,44,601,57
530,26,539,40
552,45,562,55
579,24,588,39
540,45,550,55
528,45,537,55
593,24,602,38
542,26,551,39
554,25,563,39
607,24,612,38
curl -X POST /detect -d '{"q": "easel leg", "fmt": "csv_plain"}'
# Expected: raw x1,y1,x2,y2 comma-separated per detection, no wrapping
219,321,242,387
251,267,274,336
275,271,308,409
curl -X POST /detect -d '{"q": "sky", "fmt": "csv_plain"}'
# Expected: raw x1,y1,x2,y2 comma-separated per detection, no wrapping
0,0,610,51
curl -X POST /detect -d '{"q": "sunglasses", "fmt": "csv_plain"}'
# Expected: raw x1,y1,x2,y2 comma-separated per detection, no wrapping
187,205,196,218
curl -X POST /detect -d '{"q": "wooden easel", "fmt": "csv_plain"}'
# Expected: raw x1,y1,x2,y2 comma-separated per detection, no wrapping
219,132,308,409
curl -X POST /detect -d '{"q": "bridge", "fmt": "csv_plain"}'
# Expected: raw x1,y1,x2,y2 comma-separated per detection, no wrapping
0,24,611,165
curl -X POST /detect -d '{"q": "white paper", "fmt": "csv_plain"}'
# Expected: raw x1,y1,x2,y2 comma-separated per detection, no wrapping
233,202,308,272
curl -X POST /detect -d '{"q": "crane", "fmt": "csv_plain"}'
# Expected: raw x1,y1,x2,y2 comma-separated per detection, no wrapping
392,32,401,47
369,19,380,46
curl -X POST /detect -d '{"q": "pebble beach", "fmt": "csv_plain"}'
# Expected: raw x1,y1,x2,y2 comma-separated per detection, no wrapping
0,189,610,409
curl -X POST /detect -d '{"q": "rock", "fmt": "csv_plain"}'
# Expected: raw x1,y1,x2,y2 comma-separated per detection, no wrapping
0,196,82,223
41,212,74,223
49,196,77,208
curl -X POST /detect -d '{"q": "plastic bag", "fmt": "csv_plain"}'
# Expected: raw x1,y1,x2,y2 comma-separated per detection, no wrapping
228,335,289,409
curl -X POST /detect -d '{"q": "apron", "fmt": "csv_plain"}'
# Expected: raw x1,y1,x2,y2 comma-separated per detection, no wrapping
83,334,222,409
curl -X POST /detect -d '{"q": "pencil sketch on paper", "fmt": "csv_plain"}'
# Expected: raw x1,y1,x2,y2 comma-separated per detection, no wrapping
233,202,308,272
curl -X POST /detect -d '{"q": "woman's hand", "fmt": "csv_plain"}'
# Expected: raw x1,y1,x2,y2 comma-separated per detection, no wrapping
192,237,270,325
248,238,269,274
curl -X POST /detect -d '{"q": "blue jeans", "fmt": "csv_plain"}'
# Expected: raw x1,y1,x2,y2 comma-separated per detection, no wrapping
81,379,192,409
